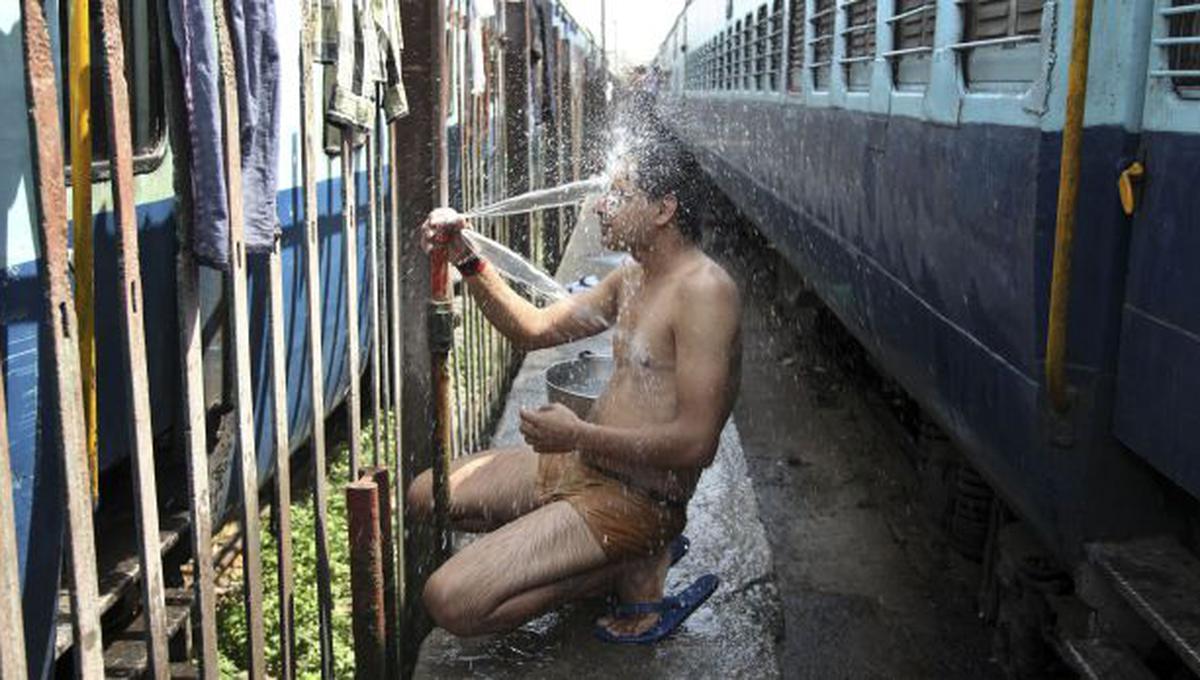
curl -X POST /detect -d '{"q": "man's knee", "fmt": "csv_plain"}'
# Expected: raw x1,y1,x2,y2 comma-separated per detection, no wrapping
406,469,433,516
423,568,488,637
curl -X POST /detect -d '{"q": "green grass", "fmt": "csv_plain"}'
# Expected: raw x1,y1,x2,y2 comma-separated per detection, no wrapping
217,424,393,679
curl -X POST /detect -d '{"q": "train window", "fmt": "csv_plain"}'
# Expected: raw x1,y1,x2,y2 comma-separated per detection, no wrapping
787,0,805,92
59,0,166,181
841,0,877,90
888,0,936,89
732,20,744,89
769,0,784,91
955,0,1045,92
742,13,755,89
724,26,735,89
809,0,835,90
1155,1,1200,99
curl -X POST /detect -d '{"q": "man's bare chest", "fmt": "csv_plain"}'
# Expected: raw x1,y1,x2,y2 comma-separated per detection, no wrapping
611,285,676,371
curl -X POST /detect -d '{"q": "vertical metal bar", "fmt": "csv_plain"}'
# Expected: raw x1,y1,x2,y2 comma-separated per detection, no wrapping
386,118,406,673
376,117,392,468
432,0,454,558
69,0,98,499
343,137,362,480
176,186,220,680
368,130,383,468
19,0,105,673
370,467,398,678
0,351,28,680
268,242,296,679
300,3,336,674
214,0,267,673
96,0,170,673
1045,0,1095,414
347,479,385,679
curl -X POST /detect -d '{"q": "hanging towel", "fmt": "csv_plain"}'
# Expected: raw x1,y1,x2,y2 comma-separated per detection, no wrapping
376,0,408,120
469,1,487,97
327,0,375,131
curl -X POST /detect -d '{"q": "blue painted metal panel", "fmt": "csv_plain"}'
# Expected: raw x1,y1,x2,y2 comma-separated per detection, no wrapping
669,96,1173,559
1114,130,1200,498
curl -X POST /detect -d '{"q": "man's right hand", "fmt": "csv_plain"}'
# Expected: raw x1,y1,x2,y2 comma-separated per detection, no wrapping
421,208,473,262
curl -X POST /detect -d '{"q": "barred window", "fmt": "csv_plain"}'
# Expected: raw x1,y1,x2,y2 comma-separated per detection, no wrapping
1154,1,1200,99
841,0,877,90
732,20,744,89
955,0,1046,91
810,0,836,90
59,0,165,179
768,0,785,90
787,0,805,91
724,26,735,89
742,13,755,89
888,0,936,88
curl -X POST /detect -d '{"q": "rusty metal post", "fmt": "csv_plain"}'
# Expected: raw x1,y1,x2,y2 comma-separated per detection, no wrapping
369,467,398,676
20,0,106,673
300,3,336,675
97,0,171,672
214,0,268,673
347,479,386,679
395,0,442,671
430,0,454,565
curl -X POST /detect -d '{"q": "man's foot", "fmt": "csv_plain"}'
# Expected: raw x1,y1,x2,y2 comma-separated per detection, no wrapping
593,575,720,644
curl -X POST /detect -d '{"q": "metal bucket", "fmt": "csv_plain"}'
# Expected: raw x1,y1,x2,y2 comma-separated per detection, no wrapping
545,351,614,418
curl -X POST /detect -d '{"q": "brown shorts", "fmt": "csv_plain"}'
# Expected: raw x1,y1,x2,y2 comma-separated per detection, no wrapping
536,452,687,560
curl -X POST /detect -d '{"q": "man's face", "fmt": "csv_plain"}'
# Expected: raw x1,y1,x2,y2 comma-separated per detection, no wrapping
595,164,658,251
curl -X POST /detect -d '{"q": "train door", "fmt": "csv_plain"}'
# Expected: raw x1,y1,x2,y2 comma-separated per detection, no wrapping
1112,1,1200,499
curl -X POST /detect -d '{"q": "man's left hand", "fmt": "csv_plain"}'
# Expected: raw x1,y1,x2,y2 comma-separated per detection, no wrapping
519,404,584,453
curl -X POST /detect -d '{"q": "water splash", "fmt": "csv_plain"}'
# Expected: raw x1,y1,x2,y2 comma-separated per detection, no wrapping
460,228,570,304
462,176,609,219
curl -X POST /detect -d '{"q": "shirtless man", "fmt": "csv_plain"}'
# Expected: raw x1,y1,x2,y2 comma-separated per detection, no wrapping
407,133,742,641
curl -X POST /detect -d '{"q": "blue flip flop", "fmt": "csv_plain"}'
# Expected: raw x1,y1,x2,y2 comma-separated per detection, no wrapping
669,535,690,567
594,574,720,645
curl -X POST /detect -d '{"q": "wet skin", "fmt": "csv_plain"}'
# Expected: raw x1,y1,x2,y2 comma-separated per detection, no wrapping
410,168,741,638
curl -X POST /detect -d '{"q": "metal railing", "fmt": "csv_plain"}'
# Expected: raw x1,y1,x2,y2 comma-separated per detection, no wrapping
8,0,606,677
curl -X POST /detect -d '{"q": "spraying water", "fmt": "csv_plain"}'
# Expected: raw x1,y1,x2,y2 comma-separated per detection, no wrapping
460,228,571,303
462,176,608,219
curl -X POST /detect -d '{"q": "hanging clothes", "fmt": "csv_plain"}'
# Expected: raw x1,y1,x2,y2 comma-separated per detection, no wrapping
228,0,283,252
166,0,230,268
327,0,409,134
375,0,409,120
469,0,495,96
167,0,281,268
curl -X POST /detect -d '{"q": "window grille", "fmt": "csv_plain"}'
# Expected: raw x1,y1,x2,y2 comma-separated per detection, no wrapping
769,0,785,90
809,0,836,89
788,0,806,91
1153,1,1200,98
887,0,936,88
962,0,1042,42
755,5,769,90
840,0,877,90
955,0,1046,90
728,27,737,88
742,13,755,89
733,19,744,89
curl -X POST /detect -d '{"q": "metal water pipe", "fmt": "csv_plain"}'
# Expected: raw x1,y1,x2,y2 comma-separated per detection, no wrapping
1045,0,1096,414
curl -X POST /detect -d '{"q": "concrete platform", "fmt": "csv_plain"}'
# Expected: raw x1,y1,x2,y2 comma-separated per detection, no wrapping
413,219,783,678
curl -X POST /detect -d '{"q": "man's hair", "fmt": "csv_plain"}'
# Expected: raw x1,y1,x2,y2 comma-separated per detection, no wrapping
627,125,707,243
